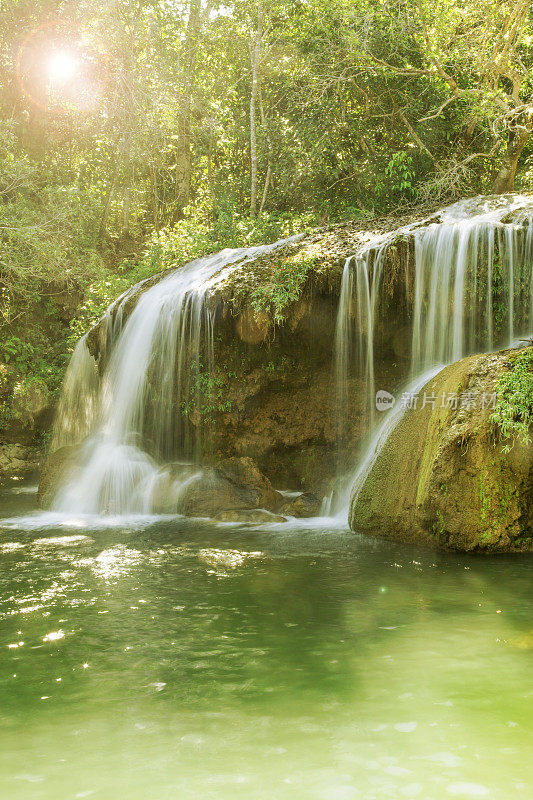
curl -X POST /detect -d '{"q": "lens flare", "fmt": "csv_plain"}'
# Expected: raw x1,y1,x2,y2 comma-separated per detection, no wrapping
47,50,78,84
16,22,108,114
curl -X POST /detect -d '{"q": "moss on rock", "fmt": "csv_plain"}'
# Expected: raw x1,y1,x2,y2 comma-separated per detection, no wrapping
349,347,533,552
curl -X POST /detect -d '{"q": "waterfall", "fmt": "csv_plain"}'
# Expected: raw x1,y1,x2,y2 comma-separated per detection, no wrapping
52,335,99,450
345,364,445,515
49,194,533,522
334,195,533,517
51,237,300,515
334,240,391,441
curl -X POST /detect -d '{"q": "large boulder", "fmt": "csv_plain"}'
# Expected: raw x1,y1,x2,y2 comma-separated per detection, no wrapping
278,491,322,518
172,470,255,517
38,449,282,517
173,457,283,518
349,348,533,552
215,457,282,509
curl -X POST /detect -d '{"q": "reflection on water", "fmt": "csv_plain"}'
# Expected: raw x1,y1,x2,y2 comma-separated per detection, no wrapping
0,484,532,799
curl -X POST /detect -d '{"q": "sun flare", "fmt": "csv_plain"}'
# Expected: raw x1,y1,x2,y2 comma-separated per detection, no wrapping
47,50,78,84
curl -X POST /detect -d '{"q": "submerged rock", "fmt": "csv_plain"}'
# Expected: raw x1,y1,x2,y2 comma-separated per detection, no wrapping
349,348,532,552
214,509,286,524
174,457,282,518
278,491,322,517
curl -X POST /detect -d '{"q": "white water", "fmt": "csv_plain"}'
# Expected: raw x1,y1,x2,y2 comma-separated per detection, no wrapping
52,334,99,449
410,199,533,375
334,242,391,437
333,195,533,516
338,365,444,519
48,195,533,522
52,238,300,515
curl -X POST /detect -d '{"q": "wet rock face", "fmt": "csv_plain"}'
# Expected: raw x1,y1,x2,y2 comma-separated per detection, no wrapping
235,308,271,344
175,457,282,518
201,288,408,492
349,348,533,552
278,492,322,518
37,444,81,508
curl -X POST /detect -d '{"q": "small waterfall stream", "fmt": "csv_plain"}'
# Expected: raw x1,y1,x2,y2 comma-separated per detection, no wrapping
52,238,300,514
334,195,533,516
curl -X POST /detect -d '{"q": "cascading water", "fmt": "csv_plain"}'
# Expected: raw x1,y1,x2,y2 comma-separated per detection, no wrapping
51,238,300,515
334,239,392,440
49,194,533,522
409,199,533,374
334,195,533,517
52,335,99,450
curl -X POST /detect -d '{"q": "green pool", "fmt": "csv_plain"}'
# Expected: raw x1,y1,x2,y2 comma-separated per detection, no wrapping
1,483,532,799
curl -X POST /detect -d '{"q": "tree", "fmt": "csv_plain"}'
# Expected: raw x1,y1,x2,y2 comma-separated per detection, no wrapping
249,2,263,216
358,0,533,193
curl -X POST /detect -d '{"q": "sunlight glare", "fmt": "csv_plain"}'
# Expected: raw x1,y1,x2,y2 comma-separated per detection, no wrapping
47,50,78,84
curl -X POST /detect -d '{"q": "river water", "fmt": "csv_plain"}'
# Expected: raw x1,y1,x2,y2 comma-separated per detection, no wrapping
1,483,532,800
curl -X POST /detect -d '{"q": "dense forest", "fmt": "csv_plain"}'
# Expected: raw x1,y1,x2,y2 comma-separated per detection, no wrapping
1,0,532,438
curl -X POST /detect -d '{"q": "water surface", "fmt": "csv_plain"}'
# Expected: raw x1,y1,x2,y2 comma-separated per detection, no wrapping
1,483,532,799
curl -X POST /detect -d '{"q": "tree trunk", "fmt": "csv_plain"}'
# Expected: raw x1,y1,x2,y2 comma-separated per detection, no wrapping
492,122,532,193
258,87,272,214
99,136,126,238
174,0,202,221
207,123,216,217
149,160,160,232
249,4,263,217
121,185,131,235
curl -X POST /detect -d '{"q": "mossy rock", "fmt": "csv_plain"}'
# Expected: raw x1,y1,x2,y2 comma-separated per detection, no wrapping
349,348,532,552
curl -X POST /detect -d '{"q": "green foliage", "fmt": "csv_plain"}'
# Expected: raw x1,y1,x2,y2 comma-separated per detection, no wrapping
141,206,317,271
262,356,287,374
379,151,417,202
0,325,67,428
0,331,66,390
181,359,233,425
0,121,105,297
490,349,533,450
250,252,318,323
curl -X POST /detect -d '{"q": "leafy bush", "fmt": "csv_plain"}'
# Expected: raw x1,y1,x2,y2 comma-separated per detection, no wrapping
181,359,233,424
250,251,317,322
490,348,533,450
139,205,318,275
